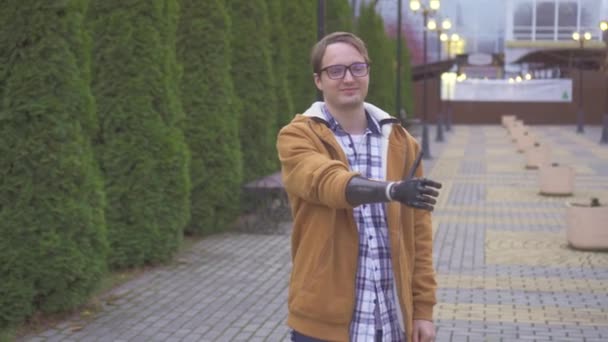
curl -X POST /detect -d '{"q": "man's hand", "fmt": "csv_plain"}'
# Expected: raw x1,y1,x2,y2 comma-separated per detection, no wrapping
412,320,436,342
389,178,442,211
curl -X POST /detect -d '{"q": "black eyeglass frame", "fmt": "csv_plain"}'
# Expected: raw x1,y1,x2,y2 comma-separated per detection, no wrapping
318,62,371,80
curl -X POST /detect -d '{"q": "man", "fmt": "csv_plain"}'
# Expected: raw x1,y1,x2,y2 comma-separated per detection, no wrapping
277,32,441,342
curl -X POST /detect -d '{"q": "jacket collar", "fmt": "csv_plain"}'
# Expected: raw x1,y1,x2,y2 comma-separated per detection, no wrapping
302,101,400,138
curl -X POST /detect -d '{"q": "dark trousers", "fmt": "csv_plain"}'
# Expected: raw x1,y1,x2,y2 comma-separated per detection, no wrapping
291,329,383,342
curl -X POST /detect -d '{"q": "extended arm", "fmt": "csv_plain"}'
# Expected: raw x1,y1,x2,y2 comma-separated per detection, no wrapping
345,176,442,210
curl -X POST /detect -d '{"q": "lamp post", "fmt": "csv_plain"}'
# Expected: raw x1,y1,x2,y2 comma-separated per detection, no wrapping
444,33,460,131
396,0,403,120
410,0,440,159
428,18,451,142
600,20,608,144
572,31,591,133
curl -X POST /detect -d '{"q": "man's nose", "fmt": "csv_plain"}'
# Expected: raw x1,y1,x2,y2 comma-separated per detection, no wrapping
343,69,355,81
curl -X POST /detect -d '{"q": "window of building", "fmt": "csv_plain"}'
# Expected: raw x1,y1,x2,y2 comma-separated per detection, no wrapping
535,1,556,39
514,1,534,39
557,1,577,40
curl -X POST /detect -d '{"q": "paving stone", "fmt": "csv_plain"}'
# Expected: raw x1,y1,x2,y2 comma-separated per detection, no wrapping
15,126,608,342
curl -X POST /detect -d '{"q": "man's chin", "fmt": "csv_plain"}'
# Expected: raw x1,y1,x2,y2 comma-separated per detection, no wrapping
337,97,364,108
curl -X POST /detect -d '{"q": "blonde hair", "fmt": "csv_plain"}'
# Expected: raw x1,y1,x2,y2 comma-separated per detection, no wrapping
310,32,371,74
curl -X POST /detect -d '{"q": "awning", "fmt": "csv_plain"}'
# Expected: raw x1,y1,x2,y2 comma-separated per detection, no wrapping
411,59,457,81
512,48,606,70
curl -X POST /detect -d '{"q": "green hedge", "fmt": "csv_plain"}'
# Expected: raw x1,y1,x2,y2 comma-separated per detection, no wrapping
267,0,295,130
229,0,278,181
326,0,353,34
87,0,190,268
357,3,396,114
0,0,107,330
283,1,317,114
400,36,415,117
177,0,242,234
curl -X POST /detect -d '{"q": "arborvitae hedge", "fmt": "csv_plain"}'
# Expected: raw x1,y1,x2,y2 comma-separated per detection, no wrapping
229,0,278,181
326,0,353,34
400,36,415,117
283,1,317,114
0,0,107,331
177,0,242,234
87,0,190,268
267,0,295,130
357,3,396,114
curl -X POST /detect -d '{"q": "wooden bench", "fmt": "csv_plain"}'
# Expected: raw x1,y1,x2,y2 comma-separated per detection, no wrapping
237,171,291,234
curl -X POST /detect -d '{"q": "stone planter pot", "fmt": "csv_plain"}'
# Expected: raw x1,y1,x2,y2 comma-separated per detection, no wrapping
502,115,517,128
539,163,574,196
516,133,536,152
525,143,551,169
566,200,608,250
509,122,524,138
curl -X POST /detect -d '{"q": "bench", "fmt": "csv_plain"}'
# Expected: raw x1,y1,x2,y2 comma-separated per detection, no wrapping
237,171,291,234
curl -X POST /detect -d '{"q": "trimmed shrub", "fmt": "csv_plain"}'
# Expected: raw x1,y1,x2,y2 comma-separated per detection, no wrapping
326,0,353,34
283,1,317,114
400,36,415,117
228,0,278,181
177,0,242,234
266,0,295,130
357,3,396,114
87,0,190,268
0,0,107,330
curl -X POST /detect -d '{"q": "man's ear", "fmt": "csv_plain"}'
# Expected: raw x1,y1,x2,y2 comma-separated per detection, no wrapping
313,73,323,92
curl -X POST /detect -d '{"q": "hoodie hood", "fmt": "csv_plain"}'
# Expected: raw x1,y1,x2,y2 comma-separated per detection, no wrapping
301,101,399,138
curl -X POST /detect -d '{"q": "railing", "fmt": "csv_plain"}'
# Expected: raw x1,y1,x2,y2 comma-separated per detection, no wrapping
511,25,604,41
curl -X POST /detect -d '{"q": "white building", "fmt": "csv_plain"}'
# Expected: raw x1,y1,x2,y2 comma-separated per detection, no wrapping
504,0,608,67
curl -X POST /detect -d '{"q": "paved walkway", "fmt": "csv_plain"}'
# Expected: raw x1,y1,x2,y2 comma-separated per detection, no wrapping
19,125,608,342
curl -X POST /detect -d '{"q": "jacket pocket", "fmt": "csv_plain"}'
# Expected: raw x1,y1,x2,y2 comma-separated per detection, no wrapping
289,242,355,325
290,283,354,324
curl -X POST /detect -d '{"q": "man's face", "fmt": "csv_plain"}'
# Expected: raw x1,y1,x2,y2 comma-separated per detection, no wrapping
314,42,369,110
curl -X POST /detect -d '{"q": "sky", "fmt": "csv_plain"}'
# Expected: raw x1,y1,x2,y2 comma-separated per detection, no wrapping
376,0,508,53
378,0,608,51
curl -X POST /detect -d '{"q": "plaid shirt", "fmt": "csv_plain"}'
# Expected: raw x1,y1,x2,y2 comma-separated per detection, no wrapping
322,105,404,342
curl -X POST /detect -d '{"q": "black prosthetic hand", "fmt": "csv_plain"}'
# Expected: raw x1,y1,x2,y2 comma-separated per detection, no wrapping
388,178,442,211
345,151,442,210
388,150,442,211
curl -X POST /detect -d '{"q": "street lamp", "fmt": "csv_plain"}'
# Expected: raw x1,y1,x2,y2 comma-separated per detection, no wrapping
600,21,608,144
444,33,459,131
428,17,452,141
396,0,403,121
572,31,592,133
410,0,441,159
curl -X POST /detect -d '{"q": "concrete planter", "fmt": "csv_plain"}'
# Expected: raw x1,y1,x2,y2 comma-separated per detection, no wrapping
525,143,551,169
502,115,517,128
539,163,574,196
516,133,536,152
566,200,608,250
509,122,525,139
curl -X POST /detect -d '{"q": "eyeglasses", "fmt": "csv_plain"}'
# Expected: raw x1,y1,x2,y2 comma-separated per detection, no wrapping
319,62,370,80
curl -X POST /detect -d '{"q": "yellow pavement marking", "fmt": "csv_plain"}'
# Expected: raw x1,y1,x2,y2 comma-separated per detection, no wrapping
485,230,608,268
435,303,608,326
433,215,561,226
437,274,607,293
428,160,460,179
435,206,562,214
487,163,529,173
435,181,452,209
486,186,607,203
485,148,515,156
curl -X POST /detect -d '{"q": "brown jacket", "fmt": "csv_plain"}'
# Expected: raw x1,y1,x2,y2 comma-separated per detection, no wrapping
277,102,437,341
